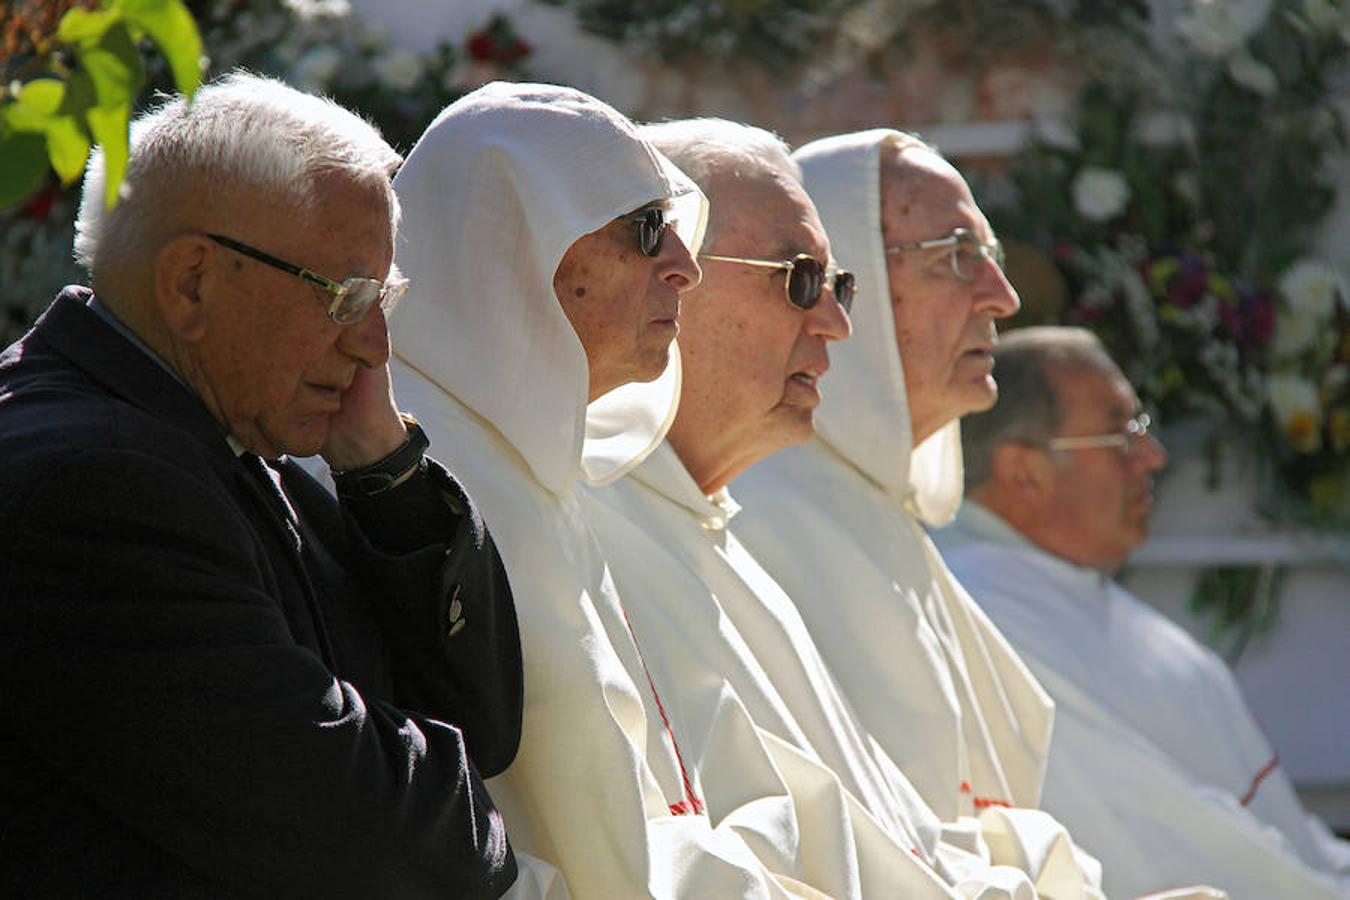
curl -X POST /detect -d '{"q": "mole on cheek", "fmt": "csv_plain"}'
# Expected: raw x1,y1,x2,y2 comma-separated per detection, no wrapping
574,287,587,298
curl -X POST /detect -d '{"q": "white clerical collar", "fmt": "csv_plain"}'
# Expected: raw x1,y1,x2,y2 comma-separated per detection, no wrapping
954,500,1113,590
953,499,1038,549
630,441,740,532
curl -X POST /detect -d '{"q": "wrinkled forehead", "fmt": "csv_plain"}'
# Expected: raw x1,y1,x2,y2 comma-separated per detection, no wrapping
879,148,984,243
711,169,829,259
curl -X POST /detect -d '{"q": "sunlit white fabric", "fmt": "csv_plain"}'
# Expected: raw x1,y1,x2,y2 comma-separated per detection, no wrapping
734,129,1103,897
936,501,1349,899
583,440,1058,897
391,82,817,899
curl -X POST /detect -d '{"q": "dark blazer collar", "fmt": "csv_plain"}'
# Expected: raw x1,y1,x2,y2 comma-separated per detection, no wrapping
35,287,239,467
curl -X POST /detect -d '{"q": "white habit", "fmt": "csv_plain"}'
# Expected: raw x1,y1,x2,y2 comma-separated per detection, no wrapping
733,129,1104,898
935,500,1349,899
390,83,825,899
582,440,1048,898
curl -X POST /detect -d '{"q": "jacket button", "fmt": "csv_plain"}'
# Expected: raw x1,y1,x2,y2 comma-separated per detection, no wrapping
446,584,465,637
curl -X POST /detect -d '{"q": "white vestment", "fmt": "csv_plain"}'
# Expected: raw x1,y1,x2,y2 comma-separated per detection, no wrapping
582,441,1050,899
935,501,1349,899
390,83,826,899
733,129,1104,898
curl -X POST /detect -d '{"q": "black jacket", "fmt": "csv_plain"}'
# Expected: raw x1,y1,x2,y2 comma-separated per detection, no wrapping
0,289,522,898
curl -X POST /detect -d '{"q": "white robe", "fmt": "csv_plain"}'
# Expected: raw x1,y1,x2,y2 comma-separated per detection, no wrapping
390,82,821,899
582,441,1049,899
733,129,1104,898
935,501,1349,899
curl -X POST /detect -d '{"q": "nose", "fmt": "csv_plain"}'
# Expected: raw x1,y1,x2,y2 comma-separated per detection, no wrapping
975,260,1020,320
805,282,852,342
1134,431,1168,472
661,232,703,293
336,304,392,368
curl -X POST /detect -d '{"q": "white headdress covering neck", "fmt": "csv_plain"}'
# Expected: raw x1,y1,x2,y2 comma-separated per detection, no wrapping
794,129,964,526
390,82,707,496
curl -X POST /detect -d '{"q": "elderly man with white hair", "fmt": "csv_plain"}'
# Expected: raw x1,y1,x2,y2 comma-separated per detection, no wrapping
0,72,519,897
389,83,894,899
935,325,1349,899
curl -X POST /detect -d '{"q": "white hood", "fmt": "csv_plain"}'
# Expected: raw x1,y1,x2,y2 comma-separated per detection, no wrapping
390,82,706,496
794,129,963,526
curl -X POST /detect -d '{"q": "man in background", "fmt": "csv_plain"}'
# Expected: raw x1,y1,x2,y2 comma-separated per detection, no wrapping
935,325,1349,899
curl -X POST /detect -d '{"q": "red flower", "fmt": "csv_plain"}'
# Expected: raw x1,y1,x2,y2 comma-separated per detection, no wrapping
20,182,60,221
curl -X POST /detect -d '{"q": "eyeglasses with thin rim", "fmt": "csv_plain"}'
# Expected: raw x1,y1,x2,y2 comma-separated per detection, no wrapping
699,252,856,314
617,204,668,258
1046,413,1153,456
885,226,1005,282
206,233,409,325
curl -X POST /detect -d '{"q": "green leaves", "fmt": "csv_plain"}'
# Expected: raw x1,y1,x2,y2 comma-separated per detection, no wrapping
0,0,203,212
119,0,204,101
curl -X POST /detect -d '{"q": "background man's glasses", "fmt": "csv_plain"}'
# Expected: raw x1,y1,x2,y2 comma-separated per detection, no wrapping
885,226,1005,282
618,205,668,258
699,252,856,313
1046,413,1152,456
207,233,409,325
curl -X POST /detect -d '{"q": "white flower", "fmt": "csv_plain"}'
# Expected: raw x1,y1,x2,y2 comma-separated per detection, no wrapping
1133,110,1196,147
1265,372,1323,452
288,45,342,93
1071,167,1131,222
1272,307,1320,357
1177,0,1272,58
282,0,351,20
372,48,424,92
1226,51,1278,95
1278,257,1346,320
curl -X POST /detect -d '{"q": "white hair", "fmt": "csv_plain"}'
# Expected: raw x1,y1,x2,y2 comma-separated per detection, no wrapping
638,118,801,242
639,117,800,183
74,70,401,278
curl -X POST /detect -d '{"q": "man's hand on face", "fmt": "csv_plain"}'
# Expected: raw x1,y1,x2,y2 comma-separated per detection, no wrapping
321,360,409,471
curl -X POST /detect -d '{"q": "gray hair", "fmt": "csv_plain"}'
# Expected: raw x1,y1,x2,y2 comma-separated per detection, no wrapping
74,70,401,279
962,326,1118,489
638,117,799,241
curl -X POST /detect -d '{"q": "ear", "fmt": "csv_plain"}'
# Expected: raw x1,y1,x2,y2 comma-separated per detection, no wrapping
989,440,1056,510
153,234,211,343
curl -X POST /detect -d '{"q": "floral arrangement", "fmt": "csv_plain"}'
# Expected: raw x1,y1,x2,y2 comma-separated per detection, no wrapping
0,0,530,345
980,2,1350,531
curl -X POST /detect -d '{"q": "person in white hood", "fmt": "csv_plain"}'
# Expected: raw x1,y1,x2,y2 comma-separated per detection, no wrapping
388,82,864,900
934,326,1349,899
580,115,1049,900
731,129,1117,898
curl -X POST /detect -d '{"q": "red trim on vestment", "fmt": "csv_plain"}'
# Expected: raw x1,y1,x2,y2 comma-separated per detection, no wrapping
973,796,1013,809
619,605,705,817
1240,754,1280,807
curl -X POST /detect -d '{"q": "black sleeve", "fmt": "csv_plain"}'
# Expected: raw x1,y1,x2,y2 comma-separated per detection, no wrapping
288,457,523,777
1,449,516,899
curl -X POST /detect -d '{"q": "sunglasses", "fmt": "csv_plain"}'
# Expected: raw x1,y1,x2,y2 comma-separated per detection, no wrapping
617,204,669,258
885,227,1005,282
207,233,409,325
1046,413,1153,457
699,252,855,314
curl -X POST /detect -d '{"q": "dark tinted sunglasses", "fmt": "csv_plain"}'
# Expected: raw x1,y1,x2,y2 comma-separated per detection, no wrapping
700,252,855,314
617,205,668,258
